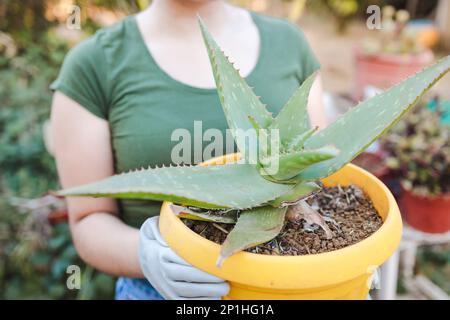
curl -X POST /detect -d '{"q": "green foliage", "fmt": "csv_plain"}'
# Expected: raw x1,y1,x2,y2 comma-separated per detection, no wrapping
0,0,54,48
0,7,117,299
417,245,450,295
0,38,67,298
328,0,359,17
0,1,147,48
381,105,450,196
0,210,115,299
0,212,71,299
0,37,61,198
307,0,361,33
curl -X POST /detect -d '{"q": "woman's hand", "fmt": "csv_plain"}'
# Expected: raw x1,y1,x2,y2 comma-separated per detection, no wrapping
139,217,230,300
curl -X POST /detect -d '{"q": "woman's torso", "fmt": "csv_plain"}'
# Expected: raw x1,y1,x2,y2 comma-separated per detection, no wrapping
52,12,320,227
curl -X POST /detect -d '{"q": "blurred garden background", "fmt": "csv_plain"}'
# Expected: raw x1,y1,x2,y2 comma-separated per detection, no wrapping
0,0,449,299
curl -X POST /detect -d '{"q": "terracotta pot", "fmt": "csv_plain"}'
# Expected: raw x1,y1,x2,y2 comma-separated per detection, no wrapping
353,47,434,100
48,209,68,225
352,152,390,181
401,187,450,234
159,154,402,300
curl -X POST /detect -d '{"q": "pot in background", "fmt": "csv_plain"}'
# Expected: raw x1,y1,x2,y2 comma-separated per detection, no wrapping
352,152,390,181
401,187,450,234
353,47,434,101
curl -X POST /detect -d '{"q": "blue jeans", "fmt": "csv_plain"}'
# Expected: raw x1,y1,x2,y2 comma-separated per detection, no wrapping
115,277,373,300
115,277,164,300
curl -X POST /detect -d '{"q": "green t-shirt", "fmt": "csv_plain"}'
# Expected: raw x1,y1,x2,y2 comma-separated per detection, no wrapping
51,12,320,228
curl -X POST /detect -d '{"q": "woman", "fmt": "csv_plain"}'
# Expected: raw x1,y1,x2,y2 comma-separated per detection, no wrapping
50,0,327,300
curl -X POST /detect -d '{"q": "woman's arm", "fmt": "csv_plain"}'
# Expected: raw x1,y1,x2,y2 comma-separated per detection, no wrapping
50,92,143,277
307,73,329,129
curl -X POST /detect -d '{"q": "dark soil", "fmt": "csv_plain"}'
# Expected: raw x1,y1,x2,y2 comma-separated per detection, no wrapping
182,185,383,256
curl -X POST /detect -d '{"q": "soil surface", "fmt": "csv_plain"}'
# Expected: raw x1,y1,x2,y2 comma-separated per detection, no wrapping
182,185,383,256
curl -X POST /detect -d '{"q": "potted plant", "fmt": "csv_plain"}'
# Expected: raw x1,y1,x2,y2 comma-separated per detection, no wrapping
59,20,450,299
382,106,450,234
353,6,435,100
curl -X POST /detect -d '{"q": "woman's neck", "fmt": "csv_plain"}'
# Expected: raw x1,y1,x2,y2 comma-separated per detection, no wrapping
143,0,235,37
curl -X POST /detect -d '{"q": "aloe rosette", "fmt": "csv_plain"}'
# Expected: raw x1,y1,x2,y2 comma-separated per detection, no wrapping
60,18,450,265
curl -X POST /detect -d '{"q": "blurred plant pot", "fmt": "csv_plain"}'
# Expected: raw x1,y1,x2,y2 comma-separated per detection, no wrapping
352,152,390,181
48,209,68,224
401,186,450,234
159,154,402,300
351,152,403,201
353,47,434,100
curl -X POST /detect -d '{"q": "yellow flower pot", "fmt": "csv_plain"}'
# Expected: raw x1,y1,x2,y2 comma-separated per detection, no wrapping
159,154,402,300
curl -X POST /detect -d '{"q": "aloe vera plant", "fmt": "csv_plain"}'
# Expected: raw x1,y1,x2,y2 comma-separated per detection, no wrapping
60,19,450,266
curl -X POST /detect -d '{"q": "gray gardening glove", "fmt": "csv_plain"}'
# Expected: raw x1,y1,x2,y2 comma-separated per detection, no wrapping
139,216,230,300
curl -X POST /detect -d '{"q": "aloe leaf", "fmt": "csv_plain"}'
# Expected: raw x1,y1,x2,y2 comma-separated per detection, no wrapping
248,115,278,165
269,181,320,207
260,146,339,181
269,72,317,147
287,126,318,151
217,206,287,267
58,163,293,209
247,115,267,156
199,18,273,160
170,204,237,224
300,55,450,180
